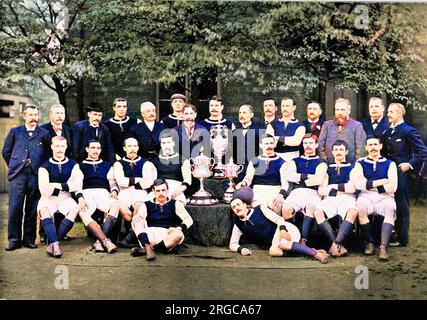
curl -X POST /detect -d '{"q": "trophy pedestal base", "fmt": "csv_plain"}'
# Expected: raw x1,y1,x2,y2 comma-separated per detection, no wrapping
188,191,219,206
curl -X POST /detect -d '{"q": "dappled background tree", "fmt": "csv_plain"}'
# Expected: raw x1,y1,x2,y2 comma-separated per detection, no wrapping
2,0,427,116
0,0,94,110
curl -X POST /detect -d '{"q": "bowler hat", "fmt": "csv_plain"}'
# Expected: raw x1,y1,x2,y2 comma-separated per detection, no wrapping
86,102,104,113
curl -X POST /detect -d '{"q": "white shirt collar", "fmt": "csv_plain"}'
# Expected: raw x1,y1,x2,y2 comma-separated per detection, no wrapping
371,117,383,124
145,120,155,131
391,119,404,129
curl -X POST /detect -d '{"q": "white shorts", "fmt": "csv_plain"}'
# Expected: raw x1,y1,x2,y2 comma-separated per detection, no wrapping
282,188,321,214
357,190,396,218
82,188,118,215
118,188,149,208
272,222,301,247
144,226,185,246
276,151,300,163
148,179,186,203
317,194,357,219
37,192,78,216
252,185,281,206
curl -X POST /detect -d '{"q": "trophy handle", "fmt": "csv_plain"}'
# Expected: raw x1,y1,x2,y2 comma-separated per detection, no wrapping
237,164,244,175
209,157,215,170
189,158,195,172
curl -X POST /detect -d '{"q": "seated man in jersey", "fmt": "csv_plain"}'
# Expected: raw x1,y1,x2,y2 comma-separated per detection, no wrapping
229,187,330,263
281,134,327,245
131,179,194,261
235,134,288,213
79,140,120,253
353,136,398,261
113,137,157,247
38,136,84,258
313,140,358,257
151,133,191,203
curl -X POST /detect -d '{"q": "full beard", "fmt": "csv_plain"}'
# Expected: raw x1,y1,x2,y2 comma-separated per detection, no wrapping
335,117,348,126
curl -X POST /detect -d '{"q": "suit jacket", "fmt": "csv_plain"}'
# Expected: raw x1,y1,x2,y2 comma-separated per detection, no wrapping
361,117,390,139
129,121,167,160
72,120,115,164
39,122,73,158
302,118,325,138
232,122,263,165
175,123,210,160
2,126,51,180
381,122,427,172
318,118,366,164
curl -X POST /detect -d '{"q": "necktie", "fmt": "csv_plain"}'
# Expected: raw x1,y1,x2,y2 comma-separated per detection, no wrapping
372,120,379,130
53,125,62,136
27,130,34,137
310,122,317,131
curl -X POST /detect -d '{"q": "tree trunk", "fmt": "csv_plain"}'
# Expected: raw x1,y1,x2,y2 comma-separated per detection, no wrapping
52,76,70,126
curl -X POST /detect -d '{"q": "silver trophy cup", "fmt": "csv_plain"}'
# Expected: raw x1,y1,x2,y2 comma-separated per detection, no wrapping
188,147,219,206
210,124,229,178
221,158,244,203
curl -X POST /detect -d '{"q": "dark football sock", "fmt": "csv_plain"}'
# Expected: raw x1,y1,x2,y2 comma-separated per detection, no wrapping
335,220,353,245
318,220,336,244
58,218,74,240
301,216,315,240
381,223,394,247
291,242,316,257
41,218,58,244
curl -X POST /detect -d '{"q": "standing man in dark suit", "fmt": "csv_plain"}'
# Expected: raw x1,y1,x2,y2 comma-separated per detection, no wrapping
174,104,210,161
361,97,390,140
232,104,263,182
302,102,325,138
130,101,167,161
381,102,427,246
72,102,115,164
2,104,51,251
40,103,72,159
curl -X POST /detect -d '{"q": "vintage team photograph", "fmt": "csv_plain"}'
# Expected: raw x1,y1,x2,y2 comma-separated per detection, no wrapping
0,0,426,304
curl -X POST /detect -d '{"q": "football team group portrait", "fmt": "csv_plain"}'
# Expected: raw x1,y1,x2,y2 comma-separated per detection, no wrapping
1,1,427,301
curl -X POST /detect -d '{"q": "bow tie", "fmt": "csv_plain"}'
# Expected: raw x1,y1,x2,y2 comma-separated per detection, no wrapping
372,120,379,124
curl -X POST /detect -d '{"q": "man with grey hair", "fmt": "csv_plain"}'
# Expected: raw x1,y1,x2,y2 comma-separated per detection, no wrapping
381,102,427,246
40,103,72,158
318,98,366,163
130,101,167,160
361,97,390,140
